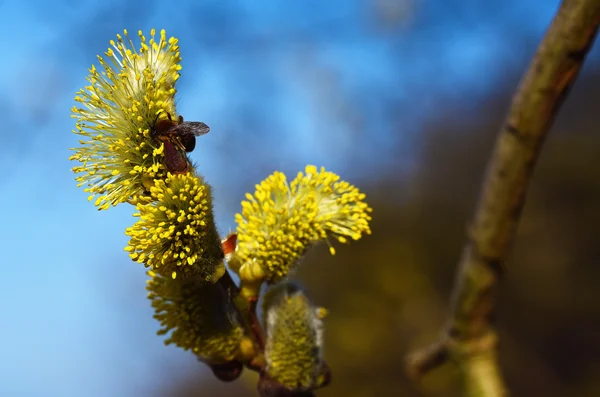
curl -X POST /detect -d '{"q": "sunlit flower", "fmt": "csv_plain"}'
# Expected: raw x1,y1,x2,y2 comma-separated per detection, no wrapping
69,29,182,210
125,172,224,281
262,283,329,391
147,271,245,363
231,165,372,285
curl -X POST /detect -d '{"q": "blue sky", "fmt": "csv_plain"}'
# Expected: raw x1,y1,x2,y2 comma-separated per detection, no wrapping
0,1,590,396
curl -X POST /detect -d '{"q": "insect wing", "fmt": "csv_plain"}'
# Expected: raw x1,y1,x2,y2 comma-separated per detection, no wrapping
176,122,209,152
182,121,210,136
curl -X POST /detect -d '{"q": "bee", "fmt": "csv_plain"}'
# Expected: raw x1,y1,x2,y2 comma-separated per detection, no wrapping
151,112,210,174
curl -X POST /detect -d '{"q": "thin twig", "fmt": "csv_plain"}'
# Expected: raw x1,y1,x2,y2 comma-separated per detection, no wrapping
220,234,270,374
406,0,600,394
218,267,241,296
249,297,266,351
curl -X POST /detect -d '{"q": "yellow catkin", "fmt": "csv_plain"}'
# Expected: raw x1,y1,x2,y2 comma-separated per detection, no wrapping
125,172,224,281
147,272,244,363
70,29,182,209
233,165,372,284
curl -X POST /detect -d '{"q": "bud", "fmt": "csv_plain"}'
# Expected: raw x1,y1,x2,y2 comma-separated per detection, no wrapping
262,283,330,392
256,376,297,397
209,360,244,382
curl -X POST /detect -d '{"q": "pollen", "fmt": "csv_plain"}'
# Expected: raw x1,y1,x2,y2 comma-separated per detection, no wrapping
125,172,224,281
70,29,183,209
147,272,245,363
232,165,372,284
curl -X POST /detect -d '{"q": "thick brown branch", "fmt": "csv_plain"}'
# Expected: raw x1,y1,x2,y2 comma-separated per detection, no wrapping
406,0,600,394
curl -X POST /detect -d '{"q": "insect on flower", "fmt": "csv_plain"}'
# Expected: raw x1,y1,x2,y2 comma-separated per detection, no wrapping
151,112,210,174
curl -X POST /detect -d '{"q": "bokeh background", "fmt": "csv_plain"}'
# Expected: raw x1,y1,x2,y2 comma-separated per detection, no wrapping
2,0,600,396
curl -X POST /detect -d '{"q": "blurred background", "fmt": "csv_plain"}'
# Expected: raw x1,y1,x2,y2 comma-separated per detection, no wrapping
1,0,599,396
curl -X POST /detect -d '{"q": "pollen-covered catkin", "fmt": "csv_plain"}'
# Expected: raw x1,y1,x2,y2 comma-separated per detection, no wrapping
232,165,372,284
147,271,245,363
70,29,182,209
125,172,224,281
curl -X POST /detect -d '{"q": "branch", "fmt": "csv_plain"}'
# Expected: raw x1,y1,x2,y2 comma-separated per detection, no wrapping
406,0,600,394
220,234,268,373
